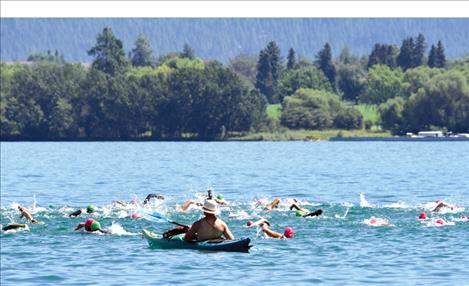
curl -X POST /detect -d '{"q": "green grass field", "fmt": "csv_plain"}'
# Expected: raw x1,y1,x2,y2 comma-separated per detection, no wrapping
229,129,391,141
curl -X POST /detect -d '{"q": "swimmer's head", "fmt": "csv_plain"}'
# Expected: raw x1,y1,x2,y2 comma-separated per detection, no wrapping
370,217,377,224
131,213,139,219
284,227,294,238
436,218,445,225
90,221,101,231
295,210,303,217
418,212,427,220
86,205,95,213
246,220,253,227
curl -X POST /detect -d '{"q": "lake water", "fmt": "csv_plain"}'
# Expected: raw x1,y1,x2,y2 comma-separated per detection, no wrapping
1,142,468,285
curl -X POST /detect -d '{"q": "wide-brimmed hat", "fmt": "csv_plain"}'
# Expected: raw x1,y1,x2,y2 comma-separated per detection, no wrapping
202,199,219,215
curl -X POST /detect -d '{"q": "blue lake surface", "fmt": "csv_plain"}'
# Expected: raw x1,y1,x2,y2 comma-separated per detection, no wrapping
1,142,468,285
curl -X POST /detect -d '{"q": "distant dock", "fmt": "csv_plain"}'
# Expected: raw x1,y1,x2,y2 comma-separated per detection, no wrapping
330,137,469,142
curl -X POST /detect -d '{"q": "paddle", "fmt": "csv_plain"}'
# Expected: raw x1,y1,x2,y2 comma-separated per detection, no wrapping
142,210,188,227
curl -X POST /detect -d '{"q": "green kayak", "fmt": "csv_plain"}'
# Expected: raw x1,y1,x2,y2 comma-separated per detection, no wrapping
142,229,251,253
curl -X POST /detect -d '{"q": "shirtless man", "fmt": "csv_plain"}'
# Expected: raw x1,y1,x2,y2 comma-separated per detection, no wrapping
18,206,38,224
184,199,234,242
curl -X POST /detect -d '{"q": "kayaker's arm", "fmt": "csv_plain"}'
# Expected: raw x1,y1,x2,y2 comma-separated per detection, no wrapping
223,222,234,240
183,223,198,241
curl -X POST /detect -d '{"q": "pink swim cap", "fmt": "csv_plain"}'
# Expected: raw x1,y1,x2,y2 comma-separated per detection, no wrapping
85,218,94,228
131,213,140,219
436,218,445,225
419,212,427,220
246,221,253,227
284,227,294,238
370,217,377,224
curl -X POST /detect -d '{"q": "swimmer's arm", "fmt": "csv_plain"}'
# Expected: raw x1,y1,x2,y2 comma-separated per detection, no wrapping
249,219,270,228
75,223,85,231
261,224,283,239
223,223,234,240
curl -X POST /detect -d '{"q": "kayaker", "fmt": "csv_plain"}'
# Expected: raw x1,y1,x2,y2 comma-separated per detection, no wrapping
69,204,95,217
74,218,107,233
184,199,234,242
18,205,39,224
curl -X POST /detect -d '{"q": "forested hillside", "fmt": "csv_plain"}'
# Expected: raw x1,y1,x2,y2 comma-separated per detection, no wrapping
1,18,469,63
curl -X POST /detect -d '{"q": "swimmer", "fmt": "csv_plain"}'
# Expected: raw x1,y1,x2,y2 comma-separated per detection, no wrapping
260,223,294,239
69,204,95,217
289,200,309,214
264,198,281,211
418,212,427,220
179,199,203,211
143,194,165,205
18,206,39,224
364,216,394,227
214,194,226,205
246,218,271,228
179,190,225,211
460,214,468,221
2,223,28,232
432,200,455,212
74,218,107,233
435,218,447,225
302,209,323,218
246,219,293,239
289,200,323,217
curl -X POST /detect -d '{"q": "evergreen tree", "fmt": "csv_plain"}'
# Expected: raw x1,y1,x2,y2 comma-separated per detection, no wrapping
315,43,336,89
368,44,398,68
413,33,426,67
255,41,282,103
88,27,128,75
131,34,154,67
181,43,195,59
428,41,446,68
397,37,414,70
428,44,437,68
436,41,447,68
287,48,297,70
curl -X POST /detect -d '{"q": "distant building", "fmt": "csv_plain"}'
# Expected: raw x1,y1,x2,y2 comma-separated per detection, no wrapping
417,131,444,137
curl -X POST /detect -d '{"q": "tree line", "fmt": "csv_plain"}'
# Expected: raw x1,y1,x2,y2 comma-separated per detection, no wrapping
231,33,468,134
1,28,468,140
